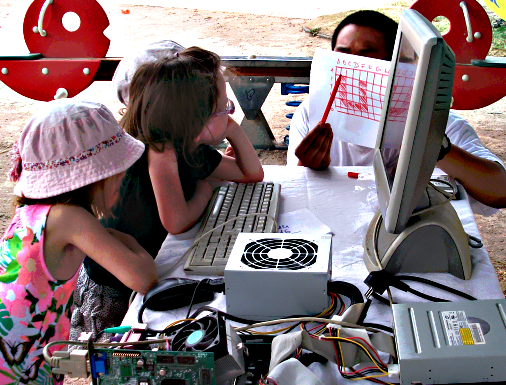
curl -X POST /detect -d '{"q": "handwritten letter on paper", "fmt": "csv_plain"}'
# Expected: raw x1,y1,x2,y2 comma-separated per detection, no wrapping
309,48,415,148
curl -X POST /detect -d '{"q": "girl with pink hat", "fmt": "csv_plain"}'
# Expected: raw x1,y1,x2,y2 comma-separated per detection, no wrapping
0,99,157,384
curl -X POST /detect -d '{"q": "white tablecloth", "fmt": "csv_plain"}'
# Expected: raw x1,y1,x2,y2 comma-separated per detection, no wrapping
122,165,504,384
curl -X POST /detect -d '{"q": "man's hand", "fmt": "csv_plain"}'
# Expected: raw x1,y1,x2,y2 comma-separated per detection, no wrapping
294,121,333,170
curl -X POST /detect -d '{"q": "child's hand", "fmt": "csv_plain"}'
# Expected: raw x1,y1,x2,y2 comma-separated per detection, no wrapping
224,145,235,158
224,116,241,140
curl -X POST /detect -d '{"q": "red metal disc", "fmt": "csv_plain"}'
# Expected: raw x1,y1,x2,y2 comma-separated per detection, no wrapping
23,0,110,58
452,65,506,110
410,0,492,63
0,59,101,101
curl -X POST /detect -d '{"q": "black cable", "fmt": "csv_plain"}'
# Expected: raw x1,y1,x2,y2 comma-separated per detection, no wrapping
371,291,392,306
328,280,364,305
87,336,98,385
282,294,339,334
190,305,262,325
468,234,483,248
360,323,394,335
365,270,476,304
298,352,328,367
396,275,476,300
404,287,450,302
186,279,208,319
372,285,450,303
137,300,149,324
94,330,104,343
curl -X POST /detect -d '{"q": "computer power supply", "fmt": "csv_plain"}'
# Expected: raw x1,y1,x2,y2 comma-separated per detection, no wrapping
224,233,332,321
392,298,506,384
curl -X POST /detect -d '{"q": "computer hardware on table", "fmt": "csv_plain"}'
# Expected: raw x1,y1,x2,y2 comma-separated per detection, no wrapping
363,9,472,280
225,233,332,321
184,181,281,276
392,298,506,384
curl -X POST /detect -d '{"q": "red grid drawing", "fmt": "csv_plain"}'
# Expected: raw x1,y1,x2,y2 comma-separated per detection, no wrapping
386,74,413,123
330,66,414,123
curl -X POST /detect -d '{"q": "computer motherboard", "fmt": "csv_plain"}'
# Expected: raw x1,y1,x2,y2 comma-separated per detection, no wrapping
91,349,215,385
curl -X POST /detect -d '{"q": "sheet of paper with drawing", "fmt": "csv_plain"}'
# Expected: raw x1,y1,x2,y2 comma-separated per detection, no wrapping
309,48,416,148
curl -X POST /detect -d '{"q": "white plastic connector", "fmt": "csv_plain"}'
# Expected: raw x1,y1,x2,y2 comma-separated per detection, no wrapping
51,350,90,378
78,331,93,342
387,363,400,381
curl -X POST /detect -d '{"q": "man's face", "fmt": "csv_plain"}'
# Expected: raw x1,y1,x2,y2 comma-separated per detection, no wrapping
333,24,389,60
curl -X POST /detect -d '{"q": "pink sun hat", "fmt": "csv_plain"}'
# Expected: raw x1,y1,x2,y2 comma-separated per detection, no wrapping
113,40,185,106
9,99,145,199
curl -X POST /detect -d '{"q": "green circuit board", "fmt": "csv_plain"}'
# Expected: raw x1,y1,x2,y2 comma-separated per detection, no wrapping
92,349,215,385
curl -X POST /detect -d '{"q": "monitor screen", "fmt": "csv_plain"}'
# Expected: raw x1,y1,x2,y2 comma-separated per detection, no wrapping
380,34,418,189
373,9,455,234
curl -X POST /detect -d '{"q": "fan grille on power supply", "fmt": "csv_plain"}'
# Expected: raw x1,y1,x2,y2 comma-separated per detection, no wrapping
240,238,318,270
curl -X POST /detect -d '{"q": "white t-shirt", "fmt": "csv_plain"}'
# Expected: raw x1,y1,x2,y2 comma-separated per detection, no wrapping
287,99,504,216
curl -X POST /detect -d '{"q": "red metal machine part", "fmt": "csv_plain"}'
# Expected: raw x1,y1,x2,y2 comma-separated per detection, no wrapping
411,0,506,110
0,0,109,101
0,59,101,101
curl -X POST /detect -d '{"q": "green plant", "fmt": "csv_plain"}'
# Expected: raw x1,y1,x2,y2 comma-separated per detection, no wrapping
309,27,321,36
432,16,451,34
490,25,506,55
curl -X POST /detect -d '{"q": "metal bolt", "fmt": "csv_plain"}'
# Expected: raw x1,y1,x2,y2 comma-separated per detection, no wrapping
462,74,469,81
33,26,39,33
474,32,481,39
42,68,49,75
1,68,7,75
54,88,68,99
83,68,90,75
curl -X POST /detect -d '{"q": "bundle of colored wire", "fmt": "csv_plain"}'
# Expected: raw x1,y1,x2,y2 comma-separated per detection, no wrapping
251,292,341,335
300,327,392,384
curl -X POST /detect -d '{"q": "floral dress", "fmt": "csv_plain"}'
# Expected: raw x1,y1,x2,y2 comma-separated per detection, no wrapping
0,204,79,384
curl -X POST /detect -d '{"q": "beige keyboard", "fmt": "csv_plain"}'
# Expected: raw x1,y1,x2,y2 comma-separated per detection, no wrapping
183,182,281,276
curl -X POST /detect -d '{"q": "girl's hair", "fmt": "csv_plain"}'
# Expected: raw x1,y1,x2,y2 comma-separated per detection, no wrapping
120,46,222,163
13,178,113,219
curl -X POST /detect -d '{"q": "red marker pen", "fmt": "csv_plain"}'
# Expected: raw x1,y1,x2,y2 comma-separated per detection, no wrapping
320,74,342,125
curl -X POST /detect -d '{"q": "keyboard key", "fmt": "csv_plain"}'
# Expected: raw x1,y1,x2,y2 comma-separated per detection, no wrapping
184,182,281,275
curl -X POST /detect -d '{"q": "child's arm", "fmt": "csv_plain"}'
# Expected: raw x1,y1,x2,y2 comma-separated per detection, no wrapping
148,146,214,234
45,205,157,294
209,117,264,183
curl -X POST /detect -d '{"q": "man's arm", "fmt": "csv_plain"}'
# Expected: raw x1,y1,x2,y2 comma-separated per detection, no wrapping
439,112,506,208
437,146,506,208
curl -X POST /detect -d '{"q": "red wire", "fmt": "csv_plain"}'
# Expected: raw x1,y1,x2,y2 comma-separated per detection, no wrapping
346,336,388,368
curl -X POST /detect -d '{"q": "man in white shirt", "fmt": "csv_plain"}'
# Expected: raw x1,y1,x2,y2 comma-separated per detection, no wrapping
287,10,506,214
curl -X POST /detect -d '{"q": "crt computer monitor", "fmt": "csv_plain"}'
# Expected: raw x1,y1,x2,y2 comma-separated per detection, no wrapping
364,9,472,279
